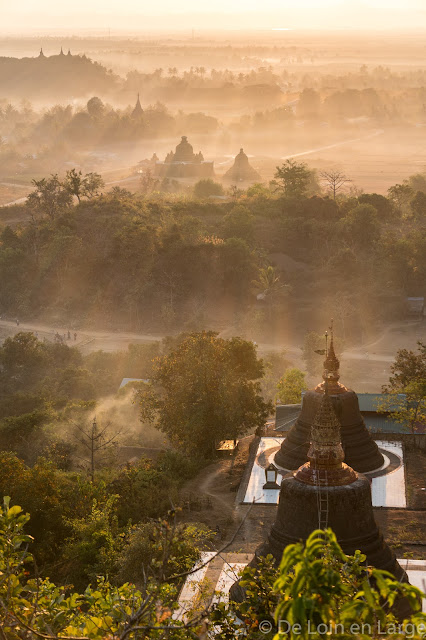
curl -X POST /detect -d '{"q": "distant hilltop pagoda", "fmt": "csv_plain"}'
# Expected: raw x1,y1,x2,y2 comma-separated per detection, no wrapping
274,324,384,473
37,47,73,58
154,136,214,178
223,148,260,182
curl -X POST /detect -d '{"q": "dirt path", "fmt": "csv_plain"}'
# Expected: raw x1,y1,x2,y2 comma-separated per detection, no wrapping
281,128,384,160
198,464,236,517
1,316,421,364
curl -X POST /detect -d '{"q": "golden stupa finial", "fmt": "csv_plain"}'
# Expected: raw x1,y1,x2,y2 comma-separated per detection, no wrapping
315,318,347,395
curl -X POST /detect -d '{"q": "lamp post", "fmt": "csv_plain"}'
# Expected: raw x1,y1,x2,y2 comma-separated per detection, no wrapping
263,462,280,489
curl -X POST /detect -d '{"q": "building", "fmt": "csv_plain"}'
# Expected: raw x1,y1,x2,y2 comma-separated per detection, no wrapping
223,148,261,182
154,136,214,178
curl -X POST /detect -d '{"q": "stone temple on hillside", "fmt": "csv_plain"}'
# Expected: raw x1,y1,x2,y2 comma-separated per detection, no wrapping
154,136,214,178
223,148,260,182
274,326,384,473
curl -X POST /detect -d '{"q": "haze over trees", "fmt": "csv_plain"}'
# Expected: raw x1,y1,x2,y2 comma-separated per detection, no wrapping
0,161,425,343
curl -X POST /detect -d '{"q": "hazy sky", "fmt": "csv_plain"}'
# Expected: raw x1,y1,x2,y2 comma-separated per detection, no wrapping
2,0,425,31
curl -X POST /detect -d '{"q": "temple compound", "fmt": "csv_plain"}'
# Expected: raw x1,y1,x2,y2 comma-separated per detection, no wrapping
274,330,384,473
223,148,260,182
154,136,214,178
230,382,409,615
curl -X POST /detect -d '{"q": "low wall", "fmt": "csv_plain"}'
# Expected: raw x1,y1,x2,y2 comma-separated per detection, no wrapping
375,432,426,452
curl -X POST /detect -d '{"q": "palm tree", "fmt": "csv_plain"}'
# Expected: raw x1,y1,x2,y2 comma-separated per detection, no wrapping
252,266,291,319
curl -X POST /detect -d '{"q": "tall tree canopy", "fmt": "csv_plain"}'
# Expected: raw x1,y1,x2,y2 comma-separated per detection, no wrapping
138,331,272,456
381,341,426,432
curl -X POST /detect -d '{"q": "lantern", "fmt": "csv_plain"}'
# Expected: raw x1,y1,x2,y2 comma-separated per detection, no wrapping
263,462,280,489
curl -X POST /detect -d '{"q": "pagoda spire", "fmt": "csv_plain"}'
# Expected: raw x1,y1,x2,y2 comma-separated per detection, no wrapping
39,47,45,58
131,93,143,118
315,319,348,395
294,382,358,486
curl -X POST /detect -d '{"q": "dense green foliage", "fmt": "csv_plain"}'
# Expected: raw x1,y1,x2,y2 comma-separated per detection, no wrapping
276,368,307,404
0,497,209,639
380,341,426,432
1,172,424,339
214,530,426,639
0,450,205,588
2,501,425,639
139,331,272,456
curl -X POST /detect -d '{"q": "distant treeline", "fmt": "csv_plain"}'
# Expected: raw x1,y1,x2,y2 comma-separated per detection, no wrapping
0,167,424,337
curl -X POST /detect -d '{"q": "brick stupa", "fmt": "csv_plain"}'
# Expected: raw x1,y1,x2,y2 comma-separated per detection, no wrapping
223,148,260,182
274,326,384,473
230,386,409,616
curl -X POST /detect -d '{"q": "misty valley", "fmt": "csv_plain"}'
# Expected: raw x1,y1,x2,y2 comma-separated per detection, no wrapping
0,22,425,640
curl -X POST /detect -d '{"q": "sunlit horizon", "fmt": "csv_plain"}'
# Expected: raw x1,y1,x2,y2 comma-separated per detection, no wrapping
2,0,426,32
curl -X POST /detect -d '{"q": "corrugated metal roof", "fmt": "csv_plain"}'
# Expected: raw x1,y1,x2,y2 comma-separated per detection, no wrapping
357,393,406,412
363,414,409,433
275,404,301,432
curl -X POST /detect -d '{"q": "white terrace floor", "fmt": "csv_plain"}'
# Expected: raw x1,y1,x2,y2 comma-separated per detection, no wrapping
242,437,406,508
175,553,426,619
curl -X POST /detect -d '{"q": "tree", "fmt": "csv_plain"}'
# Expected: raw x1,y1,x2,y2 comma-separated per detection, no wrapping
26,174,72,219
138,331,272,456
408,172,426,194
1,502,425,639
260,351,293,404
272,529,424,639
339,203,380,248
222,205,255,242
73,416,119,482
64,168,104,203
388,183,414,212
271,159,313,198
214,529,426,638
252,265,289,300
87,96,105,119
0,332,47,390
320,170,351,200
297,88,321,119
410,190,426,223
358,192,394,220
193,178,224,198
252,265,291,320
0,498,210,639
140,168,160,195
117,519,213,587
221,237,259,299
380,341,426,433
276,368,307,404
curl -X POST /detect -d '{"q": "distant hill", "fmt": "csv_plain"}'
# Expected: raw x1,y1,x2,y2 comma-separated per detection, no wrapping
0,51,118,100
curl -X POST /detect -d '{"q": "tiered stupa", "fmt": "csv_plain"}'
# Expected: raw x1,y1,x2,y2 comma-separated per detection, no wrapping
154,136,214,178
223,148,260,182
274,326,384,473
230,385,409,609
131,93,144,119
